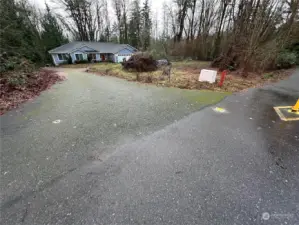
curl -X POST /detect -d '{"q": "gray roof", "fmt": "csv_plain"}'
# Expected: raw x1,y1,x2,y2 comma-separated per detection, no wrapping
49,41,136,54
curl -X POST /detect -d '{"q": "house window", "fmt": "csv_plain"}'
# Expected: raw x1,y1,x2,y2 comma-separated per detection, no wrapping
58,54,63,60
75,54,83,61
58,54,68,61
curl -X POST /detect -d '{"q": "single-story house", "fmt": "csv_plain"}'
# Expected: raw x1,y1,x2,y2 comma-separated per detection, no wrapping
48,41,137,65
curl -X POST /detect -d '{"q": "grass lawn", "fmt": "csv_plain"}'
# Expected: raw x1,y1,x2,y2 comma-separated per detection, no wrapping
61,61,294,92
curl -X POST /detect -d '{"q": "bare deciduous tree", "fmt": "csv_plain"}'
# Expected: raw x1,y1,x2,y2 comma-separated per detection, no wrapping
113,0,129,43
57,0,96,41
174,0,190,42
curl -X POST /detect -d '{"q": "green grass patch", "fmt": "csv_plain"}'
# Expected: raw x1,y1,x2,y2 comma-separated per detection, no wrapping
181,90,231,105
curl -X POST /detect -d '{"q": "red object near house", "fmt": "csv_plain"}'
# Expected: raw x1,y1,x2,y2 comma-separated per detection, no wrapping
219,70,227,87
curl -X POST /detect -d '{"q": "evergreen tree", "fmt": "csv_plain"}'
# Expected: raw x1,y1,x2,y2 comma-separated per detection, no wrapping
41,4,68,62
141,0,151,50
128,0,141,48
1,0,45,64
104,26,111,42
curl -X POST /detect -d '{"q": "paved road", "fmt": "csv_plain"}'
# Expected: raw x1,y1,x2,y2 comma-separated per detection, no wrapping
1,69,298,225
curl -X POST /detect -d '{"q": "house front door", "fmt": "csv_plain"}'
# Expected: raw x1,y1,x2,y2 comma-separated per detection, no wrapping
101,54,105,61
88,53,96,62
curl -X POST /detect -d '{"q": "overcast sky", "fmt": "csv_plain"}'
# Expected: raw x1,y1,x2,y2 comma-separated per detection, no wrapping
29,0,163,18
29,0,164,36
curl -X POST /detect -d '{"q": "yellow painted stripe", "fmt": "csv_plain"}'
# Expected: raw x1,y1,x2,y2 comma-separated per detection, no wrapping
274,106,299,121
274,107,287,121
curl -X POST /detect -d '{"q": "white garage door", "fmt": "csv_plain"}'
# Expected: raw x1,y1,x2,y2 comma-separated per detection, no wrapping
117,54,132,63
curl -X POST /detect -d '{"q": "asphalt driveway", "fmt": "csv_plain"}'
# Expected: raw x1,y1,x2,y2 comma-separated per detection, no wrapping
1,69,229,224
1,69,298,225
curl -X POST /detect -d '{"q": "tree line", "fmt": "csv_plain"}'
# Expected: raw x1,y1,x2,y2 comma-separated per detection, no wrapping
158,0,299,74
1,0,67,72
56,0,152,50
1,0,298,74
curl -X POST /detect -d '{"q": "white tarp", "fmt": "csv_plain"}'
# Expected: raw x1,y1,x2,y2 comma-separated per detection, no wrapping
199,69,217,83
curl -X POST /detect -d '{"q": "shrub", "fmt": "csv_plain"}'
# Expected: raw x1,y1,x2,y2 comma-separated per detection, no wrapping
7,74,26,87
75,60,89,64
122,52,157,72
5,62,16,71
59,61,69,65
276,51,297,69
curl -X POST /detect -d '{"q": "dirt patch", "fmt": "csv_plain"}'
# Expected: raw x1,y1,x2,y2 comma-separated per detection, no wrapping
0,69,65,115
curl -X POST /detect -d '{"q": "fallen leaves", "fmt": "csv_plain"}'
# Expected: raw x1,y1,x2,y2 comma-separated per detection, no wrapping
0,69,65,115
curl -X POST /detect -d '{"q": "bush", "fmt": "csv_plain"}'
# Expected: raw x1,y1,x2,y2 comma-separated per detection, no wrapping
0,54,34,73
7,74,26,87
121,52,157,72
75,60,89,64
276,51,297,69
5,62,16,71
0,54,20,72
59,61,69,65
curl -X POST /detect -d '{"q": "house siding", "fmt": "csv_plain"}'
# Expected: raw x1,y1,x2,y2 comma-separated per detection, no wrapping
50,43,137,65
96,54,101,61
51,53,67,65
70,51,88,63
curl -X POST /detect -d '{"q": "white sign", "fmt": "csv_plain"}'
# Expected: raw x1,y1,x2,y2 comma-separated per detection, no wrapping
199,69,217,83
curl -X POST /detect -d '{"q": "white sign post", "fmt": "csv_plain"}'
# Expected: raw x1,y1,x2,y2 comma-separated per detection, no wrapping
199,69,217,83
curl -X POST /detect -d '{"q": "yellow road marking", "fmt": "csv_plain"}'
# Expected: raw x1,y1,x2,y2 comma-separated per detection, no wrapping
274,106,299,121
213,107,228,113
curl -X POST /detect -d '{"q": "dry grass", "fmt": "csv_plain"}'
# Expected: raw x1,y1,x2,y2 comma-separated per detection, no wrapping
172,60,210,70
61,61,294,92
